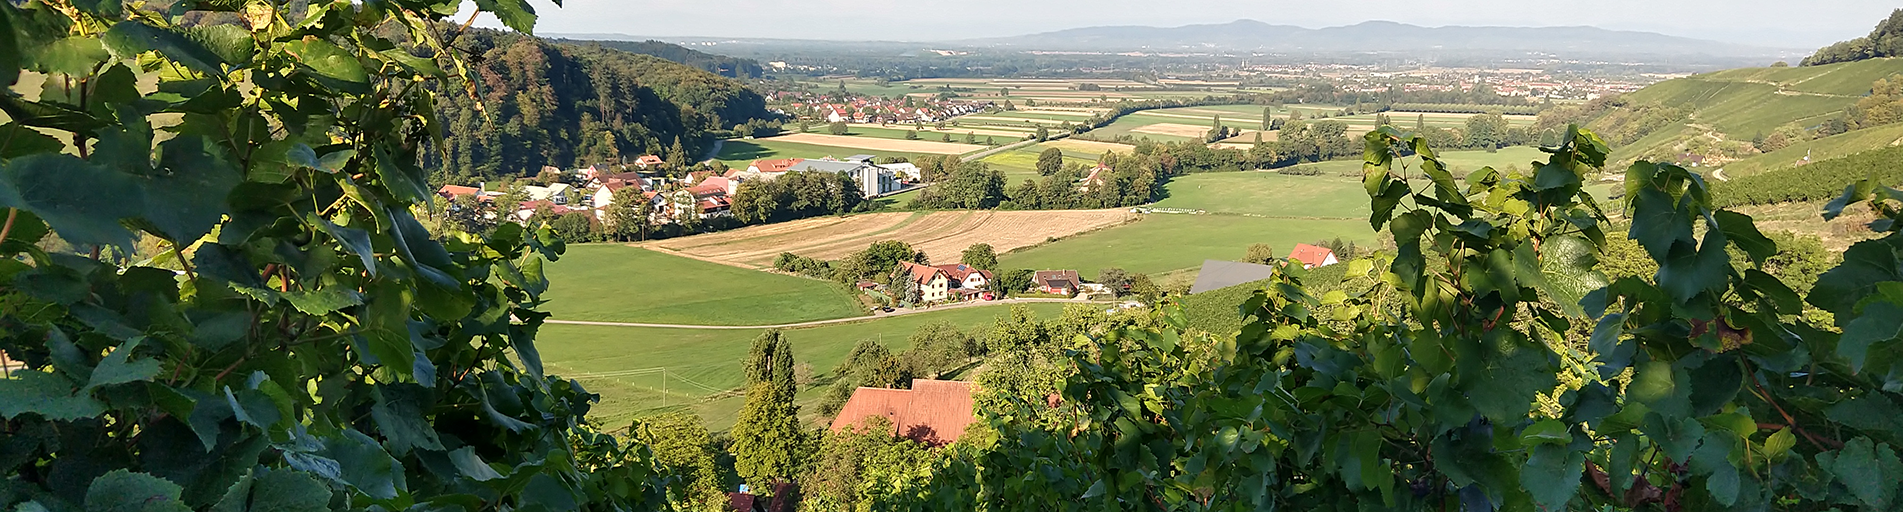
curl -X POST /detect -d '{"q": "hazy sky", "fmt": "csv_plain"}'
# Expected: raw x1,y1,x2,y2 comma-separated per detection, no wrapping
466,0,1894,49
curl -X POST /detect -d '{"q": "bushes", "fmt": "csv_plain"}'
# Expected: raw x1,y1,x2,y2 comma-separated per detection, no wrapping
1711,144,1903,207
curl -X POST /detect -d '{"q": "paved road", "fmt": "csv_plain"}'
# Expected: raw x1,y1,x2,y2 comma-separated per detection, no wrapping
700,139,725,163
544,297,1108,330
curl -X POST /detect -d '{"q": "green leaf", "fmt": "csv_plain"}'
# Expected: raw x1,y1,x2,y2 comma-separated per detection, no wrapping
86,338,161,391
1829,437,1902,510
1080,479,1105,499
1519,444,1583,512
474,0,540,35
103,21,226,76
1839,301,1903,374
29,36,109,76
0,5,18,87
448,447,503,481
0,370,106,420
370,385,444,455
210,468,331,512
0,154,146,249
0,94,108,132
372,144,429,204
311,215,376,275
1628,187,1691,263
183,25,256,67
325,429,404,500
1762,428,1796,461
85,470,190,512
0,123,64,159
1824,181,1872,221
1656,228,1729,305
142,136,239,242
282,37,368,93
1744,269,1803,315
1811,237,1903,316
1520,419,1571,446
282,288,364,316
1538,235,1606,318
1714,210,1776,264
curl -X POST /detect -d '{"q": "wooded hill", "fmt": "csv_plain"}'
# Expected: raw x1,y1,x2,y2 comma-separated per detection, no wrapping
429,29,775,182
556,39,766,78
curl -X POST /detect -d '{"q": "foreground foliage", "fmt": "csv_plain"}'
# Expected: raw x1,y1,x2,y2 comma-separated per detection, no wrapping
0,0,676,509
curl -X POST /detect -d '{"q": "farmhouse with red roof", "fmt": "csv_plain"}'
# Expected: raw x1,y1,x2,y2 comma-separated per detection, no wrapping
829,379,976,447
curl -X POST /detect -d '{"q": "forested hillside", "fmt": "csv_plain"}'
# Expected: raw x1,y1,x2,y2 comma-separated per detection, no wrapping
562,39,765,78
1803,9,1903,66
429,29,775,182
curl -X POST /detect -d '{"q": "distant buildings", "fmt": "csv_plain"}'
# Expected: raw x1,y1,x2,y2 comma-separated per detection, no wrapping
1288,243,1340,270
829,379,976,447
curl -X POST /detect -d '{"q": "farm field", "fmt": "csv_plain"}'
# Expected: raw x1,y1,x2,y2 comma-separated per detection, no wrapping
1282,146,1552,176
715,138,930,167
849,123,1031,140
978,141,1123,180
768,133,985,154
646,209,1136,268
1153,173,1370,219
998,214,1376,278
540,302,1074,430
541,245,865,325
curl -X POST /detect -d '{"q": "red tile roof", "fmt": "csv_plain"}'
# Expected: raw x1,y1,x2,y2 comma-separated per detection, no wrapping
438,184,481,197
828,379,975,446
1033,270,1080,291
1289,243,1337,268
895,261,945,286
933,264,993,284
749,158,803,173
635,155,665,166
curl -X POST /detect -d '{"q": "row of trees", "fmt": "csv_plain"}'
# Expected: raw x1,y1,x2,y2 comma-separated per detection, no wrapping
730,171,867,225
1802,8,1903,66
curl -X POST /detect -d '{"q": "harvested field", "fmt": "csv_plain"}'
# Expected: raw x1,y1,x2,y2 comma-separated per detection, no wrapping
1041,139,1137,154
765,133,986,154
1133,123,1221,138
958,116,1071,125
647,209,1135,268
849,123,1030,139
1131,110,1265,124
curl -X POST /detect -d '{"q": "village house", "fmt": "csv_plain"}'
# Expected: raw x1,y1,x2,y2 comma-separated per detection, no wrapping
934,264,995,301
1288,243,1340,269
1078,163,1111,193
1032,270,1082,296
632,155,665,169
829,379,976,447
436,184,502,203
894,262,952,303
522,183,577,205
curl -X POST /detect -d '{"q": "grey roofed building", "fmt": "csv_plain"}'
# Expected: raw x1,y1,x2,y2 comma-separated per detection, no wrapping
786,160,866,173
844,154,877,163
1189,260,1278,294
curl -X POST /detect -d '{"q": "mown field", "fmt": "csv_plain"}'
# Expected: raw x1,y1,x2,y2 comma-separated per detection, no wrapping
998,214,1376,279
539,303,1074,430
541,245,866,326
1153,173,1370,219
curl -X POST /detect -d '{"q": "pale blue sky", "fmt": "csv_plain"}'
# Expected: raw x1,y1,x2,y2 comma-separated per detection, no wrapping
465,0,1894,49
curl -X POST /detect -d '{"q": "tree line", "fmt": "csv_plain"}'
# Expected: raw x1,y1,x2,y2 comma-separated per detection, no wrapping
1802,8,1903,66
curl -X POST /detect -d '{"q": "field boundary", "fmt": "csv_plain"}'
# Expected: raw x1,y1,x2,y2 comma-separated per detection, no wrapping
545,297,1101,330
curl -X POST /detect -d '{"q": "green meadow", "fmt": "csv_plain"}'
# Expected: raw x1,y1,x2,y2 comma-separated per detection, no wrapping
540,245,865,326
538,303,1073,430
998,214,1376,279
1153,173,1370,219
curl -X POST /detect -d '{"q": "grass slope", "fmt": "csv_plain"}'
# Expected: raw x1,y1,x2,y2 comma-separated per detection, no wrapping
539,303,1073,430
1719,122,1903,177
540,245,865,326
998,214,1375,278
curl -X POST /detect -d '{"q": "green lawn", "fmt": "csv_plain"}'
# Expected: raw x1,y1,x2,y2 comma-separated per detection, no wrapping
539,303,1074,430
998,214,1376,278
540,245,865,326
1282,146,1552,177
980,144,1105,181
714,138,930,167
1154,173,1369,219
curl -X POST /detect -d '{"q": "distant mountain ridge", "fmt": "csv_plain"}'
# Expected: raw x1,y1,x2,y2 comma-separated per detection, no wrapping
964,20,1797,58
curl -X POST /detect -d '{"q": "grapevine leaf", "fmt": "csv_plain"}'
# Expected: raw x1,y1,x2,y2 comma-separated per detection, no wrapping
0,5,16,87
1743,269,1803,315
324,429,404,500
1538,235,1606,318
142,135,240,242
1826,393,1903,443
102,21,226,76
1838,301,1903,374
281,288,364,316
447,447,502,481
0,123,64,158
1713,210,1776,265
183,25,256,67
0,154,146,249
85,470,190,512
373,144,429,205
0,370,106,421
28,36,108,76
370,385,444,455
1811,237,1903,317
0,94,108,132
1762,428,1796,461
210,468,331,512
1628,187,1692,262
85,338,161,391
1520,419,1571,446
1828,437,1902,510
282,37,368,93
1656,228,1729,306
474,0,539,35
310,215,376,276
1519,444,1583,512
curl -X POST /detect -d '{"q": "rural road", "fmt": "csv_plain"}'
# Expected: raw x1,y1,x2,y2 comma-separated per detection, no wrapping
544,297,1110,330
700,139,725,163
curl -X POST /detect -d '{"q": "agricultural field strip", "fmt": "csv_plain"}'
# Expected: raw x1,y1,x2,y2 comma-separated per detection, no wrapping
680,211,972,267
851,124,1034,138
657,209,1132,267
767,133,986,154
651,213,919,256
751,211,986,264
1131,111,1265,124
